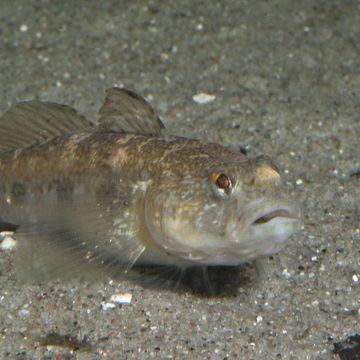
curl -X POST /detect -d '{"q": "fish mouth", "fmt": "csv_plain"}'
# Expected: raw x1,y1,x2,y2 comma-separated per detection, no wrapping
252,208,298,226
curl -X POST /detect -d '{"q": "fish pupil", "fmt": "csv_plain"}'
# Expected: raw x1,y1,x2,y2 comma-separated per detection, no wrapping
216,174,231,189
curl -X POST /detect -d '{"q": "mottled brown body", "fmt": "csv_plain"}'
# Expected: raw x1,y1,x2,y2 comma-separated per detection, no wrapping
0,132,245,262
0,132,241,228
0,88,300,280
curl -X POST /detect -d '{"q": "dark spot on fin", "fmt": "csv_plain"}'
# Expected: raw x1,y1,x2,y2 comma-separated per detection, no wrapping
0,101,94,154
98,87,165,136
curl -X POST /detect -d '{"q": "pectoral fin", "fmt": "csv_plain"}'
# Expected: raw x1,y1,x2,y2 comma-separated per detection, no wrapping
13,193,146,282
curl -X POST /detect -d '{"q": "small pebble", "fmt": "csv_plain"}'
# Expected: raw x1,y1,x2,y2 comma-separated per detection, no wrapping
352,274,359,283
19,24,29,32
192,93,216,104
19,309,30,318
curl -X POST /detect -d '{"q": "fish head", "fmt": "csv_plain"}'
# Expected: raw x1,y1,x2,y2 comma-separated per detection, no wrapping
145,154,301,266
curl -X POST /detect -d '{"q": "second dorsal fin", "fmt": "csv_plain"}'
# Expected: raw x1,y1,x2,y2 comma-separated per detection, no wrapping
98,87,165,136
0,101,94,153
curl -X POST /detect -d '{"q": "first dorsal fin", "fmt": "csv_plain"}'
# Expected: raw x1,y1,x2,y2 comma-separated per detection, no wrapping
98,87,165,136
0,101,94,153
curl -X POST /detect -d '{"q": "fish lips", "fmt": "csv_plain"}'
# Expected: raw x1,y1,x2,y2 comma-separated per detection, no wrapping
252,207,299,225
223,203,301,259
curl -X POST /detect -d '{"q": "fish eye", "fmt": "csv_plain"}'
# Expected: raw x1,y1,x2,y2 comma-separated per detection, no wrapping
210,171,232,195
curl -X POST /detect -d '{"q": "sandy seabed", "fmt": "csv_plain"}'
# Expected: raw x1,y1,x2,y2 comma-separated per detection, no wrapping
0,1,359,359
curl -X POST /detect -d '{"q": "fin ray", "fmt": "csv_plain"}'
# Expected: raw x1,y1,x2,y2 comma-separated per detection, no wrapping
98,87,165,136
0,101,94,153
11,189,147,282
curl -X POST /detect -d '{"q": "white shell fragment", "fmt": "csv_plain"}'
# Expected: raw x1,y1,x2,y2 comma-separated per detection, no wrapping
101,302,116,310
282,268,291,279
101,293,133,310
0,233,17,251
192,92,216,104
110,293,132,304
